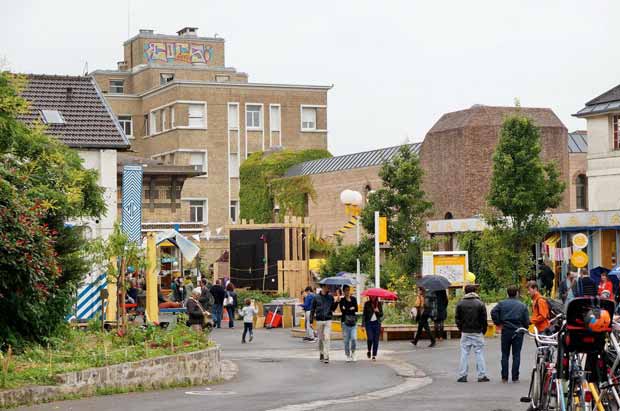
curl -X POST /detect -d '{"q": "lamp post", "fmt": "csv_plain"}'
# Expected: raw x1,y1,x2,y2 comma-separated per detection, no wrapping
340,189,363,302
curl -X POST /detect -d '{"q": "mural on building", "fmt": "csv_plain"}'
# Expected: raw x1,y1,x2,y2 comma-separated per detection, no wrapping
144,42,213,64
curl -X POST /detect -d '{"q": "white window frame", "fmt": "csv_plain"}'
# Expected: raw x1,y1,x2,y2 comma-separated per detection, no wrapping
162,109,168,131
270,104,281,132
109,79,125,94
229,153,240,178
117,115,133,138
216,75,230,83
230,200,239,224
300,104,327,132
188,103,207,129
146,101,207,137
151,149,208,177
245,103,263,130
189,151,208,175
228,103,239,130
160,73,174,85
186,198,208,224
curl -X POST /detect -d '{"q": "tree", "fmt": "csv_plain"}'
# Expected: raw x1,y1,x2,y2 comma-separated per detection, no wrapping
486,113,565,283
360,146,433,274
0,71,106,347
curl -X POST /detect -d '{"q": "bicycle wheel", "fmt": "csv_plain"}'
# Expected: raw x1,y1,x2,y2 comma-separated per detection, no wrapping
531,361,544,409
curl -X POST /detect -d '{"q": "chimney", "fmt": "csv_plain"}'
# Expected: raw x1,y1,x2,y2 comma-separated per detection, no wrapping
177,27,198,37
139,29,154,35
117,61,128,71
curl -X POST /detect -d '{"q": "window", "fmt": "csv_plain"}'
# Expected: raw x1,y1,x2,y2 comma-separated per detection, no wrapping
162,110,167,131
190,152,207,173
228,104,239,129
188,104,205,128
149,111,158,135
160,73,174,85
216,75,230,83
614,115,620,151
189,200,206,223
270,105,281,132
229,153,239,178
230,200,238,223
41,110,65,124
109,79,124,93
117,115,132,137
246,105,262,129
576,174,587,210
144,114,149,136
301,107,317,130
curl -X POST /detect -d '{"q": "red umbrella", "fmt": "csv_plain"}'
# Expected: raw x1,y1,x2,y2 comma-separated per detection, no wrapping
361,288,398,300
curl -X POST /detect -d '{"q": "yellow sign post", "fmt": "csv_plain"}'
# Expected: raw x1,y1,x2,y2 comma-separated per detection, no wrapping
145,232,159,324
379,216,387,244
572,233,589,249
571,250,589,268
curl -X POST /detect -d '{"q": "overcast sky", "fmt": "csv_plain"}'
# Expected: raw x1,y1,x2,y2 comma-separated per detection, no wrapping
2,0,619,155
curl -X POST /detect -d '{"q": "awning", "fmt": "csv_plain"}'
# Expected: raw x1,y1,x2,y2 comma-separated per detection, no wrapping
156,230,200,263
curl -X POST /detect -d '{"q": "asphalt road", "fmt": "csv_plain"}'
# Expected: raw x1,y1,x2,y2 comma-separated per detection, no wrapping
16,327,536,411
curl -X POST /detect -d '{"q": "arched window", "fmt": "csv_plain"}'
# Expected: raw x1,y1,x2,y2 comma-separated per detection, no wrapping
444,212,454,220
576,174,587,210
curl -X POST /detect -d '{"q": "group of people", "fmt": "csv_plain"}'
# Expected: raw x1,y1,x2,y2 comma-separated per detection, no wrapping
411,286,448,348
303,284,384,363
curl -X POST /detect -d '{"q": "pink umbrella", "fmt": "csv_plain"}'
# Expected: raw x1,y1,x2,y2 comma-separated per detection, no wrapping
361,288,398,300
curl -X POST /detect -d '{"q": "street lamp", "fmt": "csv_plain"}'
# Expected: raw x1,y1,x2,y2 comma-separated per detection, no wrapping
340,189,363,302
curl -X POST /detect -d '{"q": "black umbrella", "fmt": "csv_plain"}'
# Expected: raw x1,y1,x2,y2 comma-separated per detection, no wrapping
319,276,358,286
416,275,451,291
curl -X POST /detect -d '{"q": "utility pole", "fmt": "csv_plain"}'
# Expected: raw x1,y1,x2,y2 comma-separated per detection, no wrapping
374,211,380,288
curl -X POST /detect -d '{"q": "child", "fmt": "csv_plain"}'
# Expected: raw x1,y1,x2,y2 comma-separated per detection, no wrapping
240,298,257,343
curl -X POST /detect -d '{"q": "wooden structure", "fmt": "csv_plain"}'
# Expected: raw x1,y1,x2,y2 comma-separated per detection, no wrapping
228,216,311,293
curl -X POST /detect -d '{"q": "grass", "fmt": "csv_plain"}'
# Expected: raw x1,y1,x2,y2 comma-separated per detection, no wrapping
1,321,212,390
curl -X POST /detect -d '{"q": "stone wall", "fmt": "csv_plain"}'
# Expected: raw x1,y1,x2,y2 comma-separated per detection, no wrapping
0,347,221,409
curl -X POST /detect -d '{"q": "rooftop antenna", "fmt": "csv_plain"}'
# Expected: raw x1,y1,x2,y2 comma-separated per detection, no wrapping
83,61,88,75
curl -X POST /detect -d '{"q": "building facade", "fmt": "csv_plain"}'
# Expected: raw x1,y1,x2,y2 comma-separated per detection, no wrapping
92,27,330,261
19,74,130,239
568,130,588,212
575,84,620,211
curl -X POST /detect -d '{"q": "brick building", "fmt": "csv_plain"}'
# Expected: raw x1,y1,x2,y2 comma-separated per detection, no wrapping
567,131,588,211
92,27,331,261
419,105,570,219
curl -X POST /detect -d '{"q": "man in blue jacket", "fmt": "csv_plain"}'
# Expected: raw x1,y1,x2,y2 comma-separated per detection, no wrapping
491,285,530,383
301,286,316,341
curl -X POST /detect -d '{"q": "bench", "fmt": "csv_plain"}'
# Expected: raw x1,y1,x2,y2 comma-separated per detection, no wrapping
381,323,496,341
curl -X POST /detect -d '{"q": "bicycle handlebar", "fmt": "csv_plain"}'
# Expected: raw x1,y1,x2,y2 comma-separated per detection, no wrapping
516,325,559,346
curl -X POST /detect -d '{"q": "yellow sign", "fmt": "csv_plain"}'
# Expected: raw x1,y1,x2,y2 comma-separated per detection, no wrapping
571,250,589,268
433,254,467,284
572,233,588,249
379,217,387,243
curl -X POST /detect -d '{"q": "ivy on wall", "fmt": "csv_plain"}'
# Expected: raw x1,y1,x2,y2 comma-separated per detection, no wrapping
239,149,331,223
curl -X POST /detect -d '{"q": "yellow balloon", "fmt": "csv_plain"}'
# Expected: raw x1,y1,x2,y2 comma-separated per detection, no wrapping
466,272,476,283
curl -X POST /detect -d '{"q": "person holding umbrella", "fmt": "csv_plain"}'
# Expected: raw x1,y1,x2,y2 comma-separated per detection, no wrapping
363,295,383,361
311,282,341,364
411,286,436,347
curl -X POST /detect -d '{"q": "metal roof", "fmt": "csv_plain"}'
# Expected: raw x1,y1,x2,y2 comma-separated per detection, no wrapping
575,84,620,117
285,143,422,177
568,131,587,153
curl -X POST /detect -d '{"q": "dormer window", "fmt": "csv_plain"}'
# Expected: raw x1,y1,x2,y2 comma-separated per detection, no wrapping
41,110,65,124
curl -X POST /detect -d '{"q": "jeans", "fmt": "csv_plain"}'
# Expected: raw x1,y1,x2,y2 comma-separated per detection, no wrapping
316,320,332,359
305,311,315,339
366,321,380,357
212,304,223,328
342,324,357,357
500,329,524,381
415,313,435,343
242,322,253,342
226,305,235,328
458,333,487,379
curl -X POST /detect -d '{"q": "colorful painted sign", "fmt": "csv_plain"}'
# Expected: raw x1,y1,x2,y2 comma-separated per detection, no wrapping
427,251,469,284
572,233,589,249
144,41,213,64
571,250,589,268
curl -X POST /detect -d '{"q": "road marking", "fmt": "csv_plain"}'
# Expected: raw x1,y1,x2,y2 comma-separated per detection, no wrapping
185,388,237,396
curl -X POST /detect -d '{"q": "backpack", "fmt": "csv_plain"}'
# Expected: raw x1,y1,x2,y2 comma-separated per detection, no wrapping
537,296,563,320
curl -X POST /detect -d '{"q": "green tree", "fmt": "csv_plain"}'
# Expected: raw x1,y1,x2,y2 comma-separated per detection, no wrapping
486,113,565,283
0,72,106,347
360,146,433,274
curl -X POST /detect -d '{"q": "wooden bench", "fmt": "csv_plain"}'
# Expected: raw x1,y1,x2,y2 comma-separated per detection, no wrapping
381,323,496,341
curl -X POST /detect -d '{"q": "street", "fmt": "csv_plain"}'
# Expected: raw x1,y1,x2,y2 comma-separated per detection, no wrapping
17,328,536,411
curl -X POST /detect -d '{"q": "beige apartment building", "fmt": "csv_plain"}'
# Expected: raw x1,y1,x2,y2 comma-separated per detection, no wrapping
92,27,330,262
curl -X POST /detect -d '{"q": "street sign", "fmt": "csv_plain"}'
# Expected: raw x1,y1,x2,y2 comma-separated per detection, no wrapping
572,233,588,249
571,250,589,268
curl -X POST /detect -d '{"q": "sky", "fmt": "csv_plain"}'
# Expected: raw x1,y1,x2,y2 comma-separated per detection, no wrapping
2,0,619,155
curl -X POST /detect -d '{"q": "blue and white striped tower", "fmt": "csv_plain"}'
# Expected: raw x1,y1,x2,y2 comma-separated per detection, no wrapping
121,165,143,243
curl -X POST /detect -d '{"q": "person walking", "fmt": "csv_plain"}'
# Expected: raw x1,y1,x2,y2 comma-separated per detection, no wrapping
434,289,449,341
363,295,383,361
225,282,238,328
559,272,577,303
210,280,226,328
491,285,530,383
198,278,214,311
411,287,436,347
183,276,194,304
339,285,358,362
527,281,550,333
301,286,317,341
310,284,339,364
240,298,257,343
456,284,490,383
186,288,207,332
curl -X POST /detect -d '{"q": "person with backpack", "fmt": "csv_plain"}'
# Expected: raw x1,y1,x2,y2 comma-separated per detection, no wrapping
527,281,550,333
411,286,436,348
491,285,530,383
